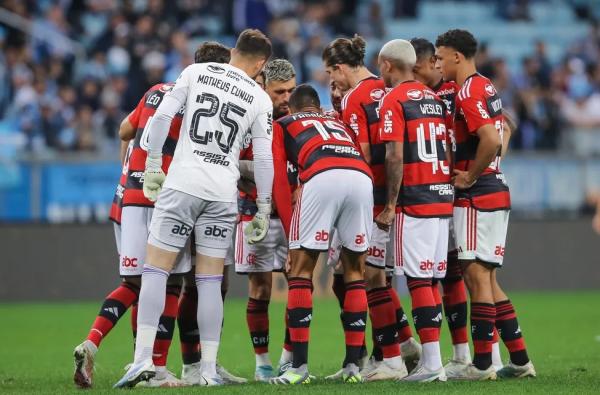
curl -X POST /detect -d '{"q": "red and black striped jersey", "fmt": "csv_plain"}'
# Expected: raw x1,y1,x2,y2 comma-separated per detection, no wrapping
454,74,510,211
109,83,183,223
378,80,454,218
341,76,387,214
274,112,372,183
272,111,372,236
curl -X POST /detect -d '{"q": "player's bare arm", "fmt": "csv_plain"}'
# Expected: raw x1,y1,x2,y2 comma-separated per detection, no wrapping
118,113,136,163
452,123,501,189
501,112,516,157
376,140,403,231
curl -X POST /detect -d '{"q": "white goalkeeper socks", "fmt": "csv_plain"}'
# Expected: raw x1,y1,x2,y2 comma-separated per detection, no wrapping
196,274,224,377
134,264,169,365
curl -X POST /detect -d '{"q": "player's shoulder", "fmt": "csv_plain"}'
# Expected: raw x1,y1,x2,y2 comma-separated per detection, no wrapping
458,74,495,101
145,82,172,96
344,76,385,107
435,80,460,96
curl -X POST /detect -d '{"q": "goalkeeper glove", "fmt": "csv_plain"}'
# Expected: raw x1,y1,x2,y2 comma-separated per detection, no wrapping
245,197,271,244
143,153,165,202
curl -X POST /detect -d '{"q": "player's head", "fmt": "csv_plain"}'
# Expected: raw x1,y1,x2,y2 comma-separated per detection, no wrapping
435,29,478,82
410,38,441,88
264,59,296,119
377,39,416,88
254,70,266,90
329,80,344,114
289,84,321,114
322,34,367,91
194,41,231,64
231,28,272,78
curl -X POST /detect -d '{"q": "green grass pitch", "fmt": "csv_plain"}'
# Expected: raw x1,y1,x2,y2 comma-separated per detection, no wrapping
1,291,599,394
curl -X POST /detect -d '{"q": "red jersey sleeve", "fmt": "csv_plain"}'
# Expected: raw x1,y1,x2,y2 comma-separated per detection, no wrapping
271,122,292,238
342,95,369,143
377,94,405,142
128,95,146,129
459,88,495,134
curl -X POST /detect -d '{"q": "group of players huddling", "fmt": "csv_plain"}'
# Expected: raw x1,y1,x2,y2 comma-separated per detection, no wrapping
72,27,536,388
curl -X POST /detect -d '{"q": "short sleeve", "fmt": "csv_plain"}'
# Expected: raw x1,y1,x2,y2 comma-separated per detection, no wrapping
378,95,405,142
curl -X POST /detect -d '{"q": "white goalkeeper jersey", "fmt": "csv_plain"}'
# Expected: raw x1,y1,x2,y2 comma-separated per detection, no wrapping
162,62,273,202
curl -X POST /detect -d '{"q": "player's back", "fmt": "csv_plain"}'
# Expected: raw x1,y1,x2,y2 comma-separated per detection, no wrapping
341,76,386,211
165,62,272,203
379,80,453,217
275,111,372,183
110,83,183,223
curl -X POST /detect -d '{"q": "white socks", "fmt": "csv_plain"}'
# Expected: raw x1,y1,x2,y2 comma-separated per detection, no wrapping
196,274,224,377
422,341,443,371
492,341,503,370
453,342,472,363
256,352,271,367
134,264,169,365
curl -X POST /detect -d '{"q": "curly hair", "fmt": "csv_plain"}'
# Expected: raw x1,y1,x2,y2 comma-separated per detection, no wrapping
435,29,478,59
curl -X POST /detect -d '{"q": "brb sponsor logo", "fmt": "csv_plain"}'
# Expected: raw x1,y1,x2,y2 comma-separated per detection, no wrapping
315,230,329,242
171,223,192,236
368,246,385,258
121,256,138,268
205,225,229,238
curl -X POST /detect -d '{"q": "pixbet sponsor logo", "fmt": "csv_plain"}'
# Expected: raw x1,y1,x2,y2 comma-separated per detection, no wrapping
121,256,138,268
315,230,329,242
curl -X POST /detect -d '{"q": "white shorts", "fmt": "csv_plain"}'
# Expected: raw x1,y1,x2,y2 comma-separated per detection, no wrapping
119,206,192,276
395,213,449,279
233,217,287,273
453,207,509,266
290,170,373,252
148,188,237,259
327,224,395,271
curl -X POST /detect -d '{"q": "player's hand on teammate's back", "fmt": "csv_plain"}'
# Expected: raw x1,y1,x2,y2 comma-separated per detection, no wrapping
374,207,395,232
452,169,476,190
143,154,165,202
245,198,271,244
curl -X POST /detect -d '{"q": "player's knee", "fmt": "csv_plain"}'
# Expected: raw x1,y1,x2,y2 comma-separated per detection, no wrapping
365,266,386,289
249,273,272,300
167,275,183,287
122,277,141,288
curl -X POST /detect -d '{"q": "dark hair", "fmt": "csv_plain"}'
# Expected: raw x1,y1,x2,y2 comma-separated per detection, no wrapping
410,37,435,61
289,84,320,110
194,41,231,64
435,29,478,59
322,34,366,67
235,28,272,60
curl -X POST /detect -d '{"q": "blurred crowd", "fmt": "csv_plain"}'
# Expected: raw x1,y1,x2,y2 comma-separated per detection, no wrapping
0,0,600,157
